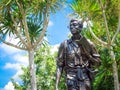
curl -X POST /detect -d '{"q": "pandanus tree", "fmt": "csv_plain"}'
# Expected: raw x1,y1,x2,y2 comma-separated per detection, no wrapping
70,0,120,90
0,0,65,90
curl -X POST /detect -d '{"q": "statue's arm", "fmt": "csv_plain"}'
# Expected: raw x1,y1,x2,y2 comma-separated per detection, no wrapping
55,66,63,90
89,42,101,66
55,42,65,90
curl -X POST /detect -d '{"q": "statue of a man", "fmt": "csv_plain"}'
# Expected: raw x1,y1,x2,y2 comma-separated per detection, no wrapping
55,19,101,90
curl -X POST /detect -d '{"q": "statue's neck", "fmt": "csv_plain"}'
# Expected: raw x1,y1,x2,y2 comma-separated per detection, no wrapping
72,33,82,40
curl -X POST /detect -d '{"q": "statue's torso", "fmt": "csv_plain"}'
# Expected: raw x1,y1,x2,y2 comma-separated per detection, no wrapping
65,39,89,68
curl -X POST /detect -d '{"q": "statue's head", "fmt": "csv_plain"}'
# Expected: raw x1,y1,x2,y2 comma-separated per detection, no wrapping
69,19,83,35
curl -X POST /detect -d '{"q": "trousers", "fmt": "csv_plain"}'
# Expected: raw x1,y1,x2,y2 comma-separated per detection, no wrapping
65,67,91,90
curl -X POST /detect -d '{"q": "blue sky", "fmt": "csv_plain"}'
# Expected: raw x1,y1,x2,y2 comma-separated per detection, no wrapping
0,1,73,89
47,6,72,45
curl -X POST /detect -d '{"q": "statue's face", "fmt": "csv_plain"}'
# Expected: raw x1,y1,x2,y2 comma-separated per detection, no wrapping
70,19,83,34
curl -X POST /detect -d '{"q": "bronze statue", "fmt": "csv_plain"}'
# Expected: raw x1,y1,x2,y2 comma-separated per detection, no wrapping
55,19,101,90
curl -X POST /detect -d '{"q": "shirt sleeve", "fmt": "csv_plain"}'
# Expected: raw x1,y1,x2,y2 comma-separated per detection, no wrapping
88,40,101,66
57,41,66,67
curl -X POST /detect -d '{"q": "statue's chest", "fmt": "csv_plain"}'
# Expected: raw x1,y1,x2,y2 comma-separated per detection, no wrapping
66,41,86,60
66,42,80,57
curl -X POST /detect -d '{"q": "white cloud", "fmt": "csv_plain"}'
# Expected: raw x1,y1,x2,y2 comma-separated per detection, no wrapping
3,47,28,82
13,54,28,65
4,81,15,90
6,54,28,81
12,69,23,81
0,35,28,88
4,54,28,81
0,43,22,55
4,63,21,70
4,62,27,82
0,34,25,55
50,44,59,55
48,21,53,27
5,34,19,45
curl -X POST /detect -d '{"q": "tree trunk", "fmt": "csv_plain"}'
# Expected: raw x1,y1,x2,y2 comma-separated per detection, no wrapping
110,47,119,90
28,49,37,90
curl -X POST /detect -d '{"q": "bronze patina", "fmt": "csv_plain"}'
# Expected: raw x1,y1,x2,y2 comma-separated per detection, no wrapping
55,19,101,90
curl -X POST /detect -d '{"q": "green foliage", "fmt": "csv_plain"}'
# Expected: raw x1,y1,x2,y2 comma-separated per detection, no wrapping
11,68,30,90
92,48,113,90
70,0,119,42
82,28,120,90
113,34,120,82
35,45,66,90
92,38,120,90
35,45,56,90
12,44,66,90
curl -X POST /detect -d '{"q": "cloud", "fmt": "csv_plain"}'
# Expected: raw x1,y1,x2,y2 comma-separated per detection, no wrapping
5,34,19,45
0,43,22,55
0,35,28,88
4,63,21,70
50,44,59,55
3,62,27,81
3,54,28,81
48,21,53,27
0,34,26,55
13,54,28,65
3,81,15,90
1,35,28,82
2,42,28,81
12,69,23,82
0,37,23,55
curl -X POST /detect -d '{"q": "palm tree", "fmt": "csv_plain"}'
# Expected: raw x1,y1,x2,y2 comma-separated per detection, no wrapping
0,0,65,90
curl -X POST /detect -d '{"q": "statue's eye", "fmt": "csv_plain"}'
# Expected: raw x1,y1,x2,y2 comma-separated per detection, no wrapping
73,23,77,26
70,23,78,26
79,24,83,28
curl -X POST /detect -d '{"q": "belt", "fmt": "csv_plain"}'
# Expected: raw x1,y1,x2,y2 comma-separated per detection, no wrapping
65,66,86,81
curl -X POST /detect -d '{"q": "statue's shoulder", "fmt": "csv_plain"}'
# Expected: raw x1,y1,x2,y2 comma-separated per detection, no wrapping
78,36,94,46
59,39,71,48
86,38,95,47
59,39,68,48
79,36,96,52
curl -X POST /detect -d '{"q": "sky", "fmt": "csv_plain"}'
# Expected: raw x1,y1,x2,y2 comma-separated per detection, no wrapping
0,1,73,90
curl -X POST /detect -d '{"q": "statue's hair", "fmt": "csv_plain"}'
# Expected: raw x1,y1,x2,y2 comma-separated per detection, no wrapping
70,19,83,28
